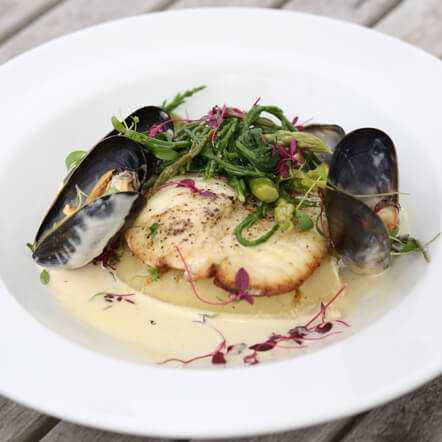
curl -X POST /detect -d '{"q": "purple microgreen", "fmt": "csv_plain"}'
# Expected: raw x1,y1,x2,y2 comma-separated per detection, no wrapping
232,268,254,305
175,178,217,199
92,239,123,270
159,285,349,367
244,351,259,365
211,351,227,364
89,292,136,308
226,343,247,355
148,120,170,138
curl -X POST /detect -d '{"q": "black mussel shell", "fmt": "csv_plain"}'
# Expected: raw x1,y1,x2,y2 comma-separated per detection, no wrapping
33,193,140,269
328,128,398,210
324,189,391,274
33,136,154,268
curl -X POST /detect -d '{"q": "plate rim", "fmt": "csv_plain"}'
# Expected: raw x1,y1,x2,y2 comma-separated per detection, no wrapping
0,7,441,439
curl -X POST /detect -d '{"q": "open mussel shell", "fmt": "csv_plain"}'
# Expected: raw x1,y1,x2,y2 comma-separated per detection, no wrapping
303,124,345,151
324,189,391,274
33,193,140,268
328,128,398,210
33,136,154,269
106,106,172,138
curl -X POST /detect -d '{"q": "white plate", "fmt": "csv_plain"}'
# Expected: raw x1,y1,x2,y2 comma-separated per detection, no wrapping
0,8,441,439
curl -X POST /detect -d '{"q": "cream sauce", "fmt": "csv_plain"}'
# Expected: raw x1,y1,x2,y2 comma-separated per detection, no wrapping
46,251,380,367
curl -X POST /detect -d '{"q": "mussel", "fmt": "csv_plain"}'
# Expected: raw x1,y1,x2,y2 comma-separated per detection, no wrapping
302,124,345,163
324,128,399,274
33,136,155,269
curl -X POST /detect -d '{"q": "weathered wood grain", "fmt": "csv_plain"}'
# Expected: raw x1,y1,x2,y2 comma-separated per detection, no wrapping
0,0,63,43
172,0,286,8
40,421,169,442
283,0,403,26
340,376,442,442
192,416,366,442
0,398,58,442
375,0,442,57
0,0,441,441
0,0,174,63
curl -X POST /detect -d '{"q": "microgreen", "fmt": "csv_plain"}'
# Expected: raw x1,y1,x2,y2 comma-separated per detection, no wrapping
148,265,160,282
149,223,159,240
175,178,216,198
390,232,440,262
295,210,314,232
65,150,86,171
92,239,123,270
26,242,35,253
162,85,207,112
40,269,50,285
160,285,349,367
89,292,136,309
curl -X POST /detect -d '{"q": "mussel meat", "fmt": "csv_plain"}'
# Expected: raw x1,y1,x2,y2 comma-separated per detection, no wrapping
33,136,154,269
324,128,399,274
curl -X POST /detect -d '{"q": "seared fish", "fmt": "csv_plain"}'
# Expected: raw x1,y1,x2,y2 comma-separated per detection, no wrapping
125,176,328,295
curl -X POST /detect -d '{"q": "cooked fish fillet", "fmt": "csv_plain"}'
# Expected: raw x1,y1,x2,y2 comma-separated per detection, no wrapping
125,175,328,295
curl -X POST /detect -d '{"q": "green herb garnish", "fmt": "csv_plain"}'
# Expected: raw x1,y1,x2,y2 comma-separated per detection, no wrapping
65,150,87,171
149,223,159,239
162,85,206,113
40,269,50,285
148,265,160,282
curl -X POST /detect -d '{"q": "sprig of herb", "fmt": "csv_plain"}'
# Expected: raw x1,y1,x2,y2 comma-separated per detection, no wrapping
65,150,87,171
149,223,159,240
40,269,50,285
162,85,207,113
148,265,160,281
390,232,440,262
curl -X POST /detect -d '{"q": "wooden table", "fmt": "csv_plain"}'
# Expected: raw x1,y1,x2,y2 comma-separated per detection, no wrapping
1,1,441,440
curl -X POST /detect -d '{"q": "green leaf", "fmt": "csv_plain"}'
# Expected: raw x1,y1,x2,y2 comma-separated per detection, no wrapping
150,223,159,240
389,226,400,238
40,269,50,285
26,242,35,253
65,150,87,171
148,265,160,282
295,210,313,232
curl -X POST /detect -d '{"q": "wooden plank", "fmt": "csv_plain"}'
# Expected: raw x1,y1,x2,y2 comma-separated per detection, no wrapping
0,0,174,63
0,397,58,442
283,0,403,26
40,421,169,442
375,0,442,57
340,376,442,442
172,0,285,8
0,0,63,43
192,417,365,442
